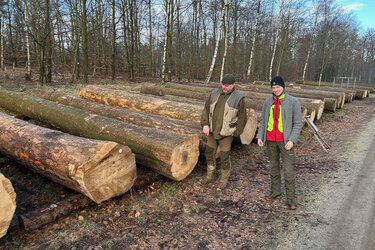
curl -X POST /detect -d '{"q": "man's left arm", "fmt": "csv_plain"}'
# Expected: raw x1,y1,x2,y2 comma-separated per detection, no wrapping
288,99,303,144
233,98,247,137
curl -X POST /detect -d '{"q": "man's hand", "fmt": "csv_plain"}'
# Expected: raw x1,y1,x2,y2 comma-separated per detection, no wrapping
257,139,264,147
285,141,294,150
203,125,210,136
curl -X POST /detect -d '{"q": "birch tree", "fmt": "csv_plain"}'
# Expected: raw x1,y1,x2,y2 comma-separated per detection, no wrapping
302,0,320,81
246,0,262,80
220,0,231,80
269,0,284,81
205,0,226,84
161,0,172,84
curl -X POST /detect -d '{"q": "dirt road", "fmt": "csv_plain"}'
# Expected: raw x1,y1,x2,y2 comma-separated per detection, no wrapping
276,96,375,250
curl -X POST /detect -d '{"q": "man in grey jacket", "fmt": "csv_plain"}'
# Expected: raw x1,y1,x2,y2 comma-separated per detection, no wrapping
256,76,302,209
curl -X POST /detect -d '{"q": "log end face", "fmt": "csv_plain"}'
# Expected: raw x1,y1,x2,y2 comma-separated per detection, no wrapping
170,134,200,181
240,109,258,145
82,143,137,203
0,173,16,238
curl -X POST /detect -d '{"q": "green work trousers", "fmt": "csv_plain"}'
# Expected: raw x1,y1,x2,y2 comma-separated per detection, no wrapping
266,141,296,199
205,134,233,170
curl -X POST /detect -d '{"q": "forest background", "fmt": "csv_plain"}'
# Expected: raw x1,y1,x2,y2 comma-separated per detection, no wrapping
0,0,374,86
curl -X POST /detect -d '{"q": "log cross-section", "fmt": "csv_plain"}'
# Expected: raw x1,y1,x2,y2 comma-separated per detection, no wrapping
0,172,16,238
0,112,136,203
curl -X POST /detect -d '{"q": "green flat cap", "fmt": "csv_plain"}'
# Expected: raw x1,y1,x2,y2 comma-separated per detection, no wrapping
222,73,236,85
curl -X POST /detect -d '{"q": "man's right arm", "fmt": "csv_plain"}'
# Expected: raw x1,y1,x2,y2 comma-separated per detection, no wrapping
200,94,211,136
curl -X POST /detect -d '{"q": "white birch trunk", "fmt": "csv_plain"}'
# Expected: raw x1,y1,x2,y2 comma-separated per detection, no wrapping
24,4,31,75
269,0,284,81
302,2,319,81
161,0,170,84
246,0,262,80
0,15,3,71
220,0,231,81
205,1,226,84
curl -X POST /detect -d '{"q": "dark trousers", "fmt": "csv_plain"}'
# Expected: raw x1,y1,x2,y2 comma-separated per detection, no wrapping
205,134,232,170
266,141,296,199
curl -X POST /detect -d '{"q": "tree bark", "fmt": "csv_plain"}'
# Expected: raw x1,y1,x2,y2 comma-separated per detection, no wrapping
0,172,16,238
9,171,162,233
246,0,261,80
27,89,202,136
80,85,257,145
81,85,203,122
205,0,226,84
0,90,200,181
0,112,136,203
162,82,325,119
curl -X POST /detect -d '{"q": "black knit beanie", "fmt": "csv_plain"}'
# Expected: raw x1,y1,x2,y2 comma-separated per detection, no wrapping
270,76,285,88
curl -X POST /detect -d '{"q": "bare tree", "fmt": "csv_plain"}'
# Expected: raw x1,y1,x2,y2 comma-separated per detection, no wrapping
205,0,226,84
302,0,320,81
246,0,262,81
269,0,284,81
220,0,231,80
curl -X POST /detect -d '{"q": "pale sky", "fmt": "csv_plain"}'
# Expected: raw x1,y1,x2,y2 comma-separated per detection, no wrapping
339,0,375,30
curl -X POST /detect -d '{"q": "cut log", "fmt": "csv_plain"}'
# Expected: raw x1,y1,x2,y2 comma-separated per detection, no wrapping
0,172,16,238
0,112,136,203
10,171,163,233
80,85,203,122
0,90,200,181
161,83,323,120
80,85,258,145
27,89,202,135
27,89,207,152
181,81,339,112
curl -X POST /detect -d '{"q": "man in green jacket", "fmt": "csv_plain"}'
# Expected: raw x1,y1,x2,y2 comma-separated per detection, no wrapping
256,76,302,209
200,73,247,189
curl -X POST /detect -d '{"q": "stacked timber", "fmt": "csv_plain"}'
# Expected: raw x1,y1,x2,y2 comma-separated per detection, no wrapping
0,172,16,238
0,112,136,203
287,83,355,103
161,82,324,120
80,85,258,145
27,89,208,151
296,80,371,98
0,90,200,181
27,89,202,135
141,84,312,122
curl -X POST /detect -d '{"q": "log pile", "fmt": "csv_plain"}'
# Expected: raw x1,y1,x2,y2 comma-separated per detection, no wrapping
159,82,323,120
0,112,136,203
0,172,16,238
80,85,258,145
0,90,200,181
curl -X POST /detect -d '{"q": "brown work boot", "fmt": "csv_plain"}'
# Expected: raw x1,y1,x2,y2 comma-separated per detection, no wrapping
203,165,215,184
218,168,231,189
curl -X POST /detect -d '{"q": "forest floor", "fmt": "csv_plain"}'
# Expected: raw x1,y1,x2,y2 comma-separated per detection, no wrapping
0,69,374,249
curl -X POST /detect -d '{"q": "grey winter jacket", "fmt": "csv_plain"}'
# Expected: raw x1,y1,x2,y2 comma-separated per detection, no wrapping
256,93,302,145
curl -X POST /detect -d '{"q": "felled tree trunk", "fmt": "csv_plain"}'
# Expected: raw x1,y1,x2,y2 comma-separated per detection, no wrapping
10,171,163,233
80,85,203,122
80,85,258,145
162,82,324,120
27,89,202,135
0,172,16,238
0,112,136,203
27,89,206,151
0,90,200,181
